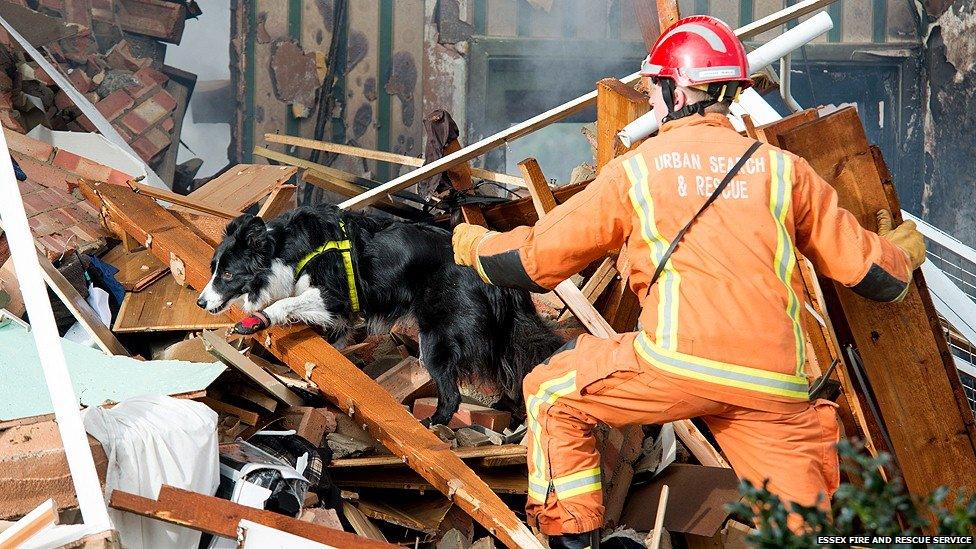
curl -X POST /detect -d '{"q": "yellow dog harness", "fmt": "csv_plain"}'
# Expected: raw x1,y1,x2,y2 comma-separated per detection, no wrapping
294,220,361,314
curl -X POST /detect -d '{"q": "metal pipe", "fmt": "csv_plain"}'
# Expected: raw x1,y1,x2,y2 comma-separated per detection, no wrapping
780,54,803,113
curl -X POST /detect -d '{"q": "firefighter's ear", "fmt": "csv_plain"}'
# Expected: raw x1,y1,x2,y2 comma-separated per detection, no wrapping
671,86,689,111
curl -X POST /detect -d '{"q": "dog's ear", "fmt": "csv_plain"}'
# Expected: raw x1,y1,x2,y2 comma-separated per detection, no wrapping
225,213,257,238
241,216,269,250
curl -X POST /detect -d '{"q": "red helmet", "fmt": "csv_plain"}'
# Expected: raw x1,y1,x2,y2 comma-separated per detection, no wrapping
641,15,752,91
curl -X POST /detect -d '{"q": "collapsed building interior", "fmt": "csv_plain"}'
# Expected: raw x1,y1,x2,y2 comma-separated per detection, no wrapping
2,0,976,548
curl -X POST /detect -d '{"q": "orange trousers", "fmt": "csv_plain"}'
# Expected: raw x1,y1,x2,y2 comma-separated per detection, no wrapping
523,332,841,535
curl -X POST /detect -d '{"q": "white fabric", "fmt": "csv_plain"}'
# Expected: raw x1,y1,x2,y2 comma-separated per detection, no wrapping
83,395,220,549
64,285,111,349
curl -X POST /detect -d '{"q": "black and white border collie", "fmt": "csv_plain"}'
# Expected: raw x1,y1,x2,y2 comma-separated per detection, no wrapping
197,204,564,426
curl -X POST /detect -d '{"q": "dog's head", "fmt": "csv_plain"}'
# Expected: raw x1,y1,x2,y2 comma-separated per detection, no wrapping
197,214,274,314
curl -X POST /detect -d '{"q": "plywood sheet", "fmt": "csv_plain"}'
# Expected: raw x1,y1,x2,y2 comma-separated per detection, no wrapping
187,164,297,212
101,245,167,292
113,275,233,333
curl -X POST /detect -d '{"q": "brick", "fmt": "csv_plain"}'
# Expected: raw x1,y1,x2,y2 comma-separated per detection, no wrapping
95,89,134,120
18,178,43,195
52,149,82,172
133,66,168,88
111,122,133,142
71,156,115,182
4,130,54,161
121,98,169,134
107,169,133,186
283,407,337,446
66,68,93,94
131,127,170,160
54,90,74,110
16,156,79,192
412,398,512,431
63,0,93,27
161,116,174,132
106,40,150,72
0,111,25,133
77,114,98,132
21,191,59,216
118,0,186,43
150,89,177,112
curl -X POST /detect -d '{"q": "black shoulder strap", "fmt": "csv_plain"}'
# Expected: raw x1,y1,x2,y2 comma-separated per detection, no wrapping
649,140,764,287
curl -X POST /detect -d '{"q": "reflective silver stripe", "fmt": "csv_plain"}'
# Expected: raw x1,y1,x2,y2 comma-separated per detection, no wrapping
660,23,728,53
635,332,809,397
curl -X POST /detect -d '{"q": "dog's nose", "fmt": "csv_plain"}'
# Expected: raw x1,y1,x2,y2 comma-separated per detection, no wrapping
196,296,207,309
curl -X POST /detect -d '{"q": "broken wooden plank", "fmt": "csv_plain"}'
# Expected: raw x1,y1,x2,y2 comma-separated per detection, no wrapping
129,181,240,219
101,246,167,292
109,485,394,548
342,502,389,543
263,133,528,188
334,467,528,495
187,164,297,213
482,181,590,231
777,106,976,499
201,330,303,406
596,78,651,172
518,159,557,215
330,444,527,468
80,180,544,549
257,184,297,219
282,407,336,446
112,276,233,333
358,494,453,534
197,397,261,426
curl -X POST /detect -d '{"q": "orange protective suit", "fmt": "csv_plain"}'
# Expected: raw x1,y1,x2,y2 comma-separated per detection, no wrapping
468,113,913,535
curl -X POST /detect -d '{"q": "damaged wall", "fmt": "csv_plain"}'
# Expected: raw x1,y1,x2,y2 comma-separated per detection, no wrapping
922,0,976,245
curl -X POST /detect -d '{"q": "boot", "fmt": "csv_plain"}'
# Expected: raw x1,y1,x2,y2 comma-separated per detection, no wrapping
547,530,600,549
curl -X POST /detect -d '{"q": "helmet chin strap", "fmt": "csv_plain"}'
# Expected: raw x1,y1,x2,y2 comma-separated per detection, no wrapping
659,79,731,124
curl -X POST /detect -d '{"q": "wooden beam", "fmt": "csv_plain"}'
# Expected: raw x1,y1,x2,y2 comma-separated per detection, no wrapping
128,181,240,219
80,180,543,549
518,159,557,215
632,1,664,49
330,444,526,468
263,133,528,188
0,498,57,548
656,0,681,32
109,485,395,548
201,330,303,406
483,181,590,232
335,1,839,212
186,164,297,213
257,184,297,219
777,107,976,500
596,79,651,170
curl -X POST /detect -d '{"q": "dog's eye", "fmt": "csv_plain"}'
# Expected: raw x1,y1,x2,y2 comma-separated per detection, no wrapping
220,271,233,281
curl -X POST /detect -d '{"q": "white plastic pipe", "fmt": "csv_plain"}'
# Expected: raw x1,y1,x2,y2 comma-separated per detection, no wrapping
618,11,834,147
0,135,112,530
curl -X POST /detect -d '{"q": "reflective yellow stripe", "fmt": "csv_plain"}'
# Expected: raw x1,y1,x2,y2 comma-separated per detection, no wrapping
624,155,680,351
552,467,602,500
769,152,806,376
634,331,809,399
295,220,360,313
525,370,578,501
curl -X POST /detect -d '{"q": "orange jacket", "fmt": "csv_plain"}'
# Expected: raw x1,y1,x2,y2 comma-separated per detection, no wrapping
474,113,912,412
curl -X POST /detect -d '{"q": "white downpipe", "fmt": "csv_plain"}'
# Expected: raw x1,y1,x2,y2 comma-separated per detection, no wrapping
0,134,112,530
618,11,834,147
780,54,802,113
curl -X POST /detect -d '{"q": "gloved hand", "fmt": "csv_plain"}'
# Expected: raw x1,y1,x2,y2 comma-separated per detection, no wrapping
452,223,492,267
232,311,270,335
877,209,926,271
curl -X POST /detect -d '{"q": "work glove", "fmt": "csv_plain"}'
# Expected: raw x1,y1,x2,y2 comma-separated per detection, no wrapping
232,311,270,335
452,223,492,268
877,209,926,271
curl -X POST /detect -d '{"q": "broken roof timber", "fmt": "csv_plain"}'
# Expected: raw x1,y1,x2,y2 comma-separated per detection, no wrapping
336,0,842,211
79,180,544,549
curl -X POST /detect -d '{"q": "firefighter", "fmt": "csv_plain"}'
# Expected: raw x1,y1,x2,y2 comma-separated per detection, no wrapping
452,15,925,549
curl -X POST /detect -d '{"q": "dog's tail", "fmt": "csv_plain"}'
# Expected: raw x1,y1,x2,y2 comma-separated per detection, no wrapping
493,290,567,405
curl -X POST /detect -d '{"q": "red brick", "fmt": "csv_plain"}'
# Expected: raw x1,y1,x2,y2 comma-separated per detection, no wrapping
66,68,93,94
107,169,133,186
0,72,13,92
150,89,177,112
130,127,170,160
52,149,82,173
117,0,186,44
21,191,59,216
71,157,114,182
18,178,44,195
29,63,56,86
111,122,133,142
5,131,54,162
54,91,74,111
95,89,134,120
0,111,25,133
76,115,98,132
17,157,79,192
411,398,512,431
106,40,150,71
161,116,174,133
133,66,168,87
120,110,149,134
